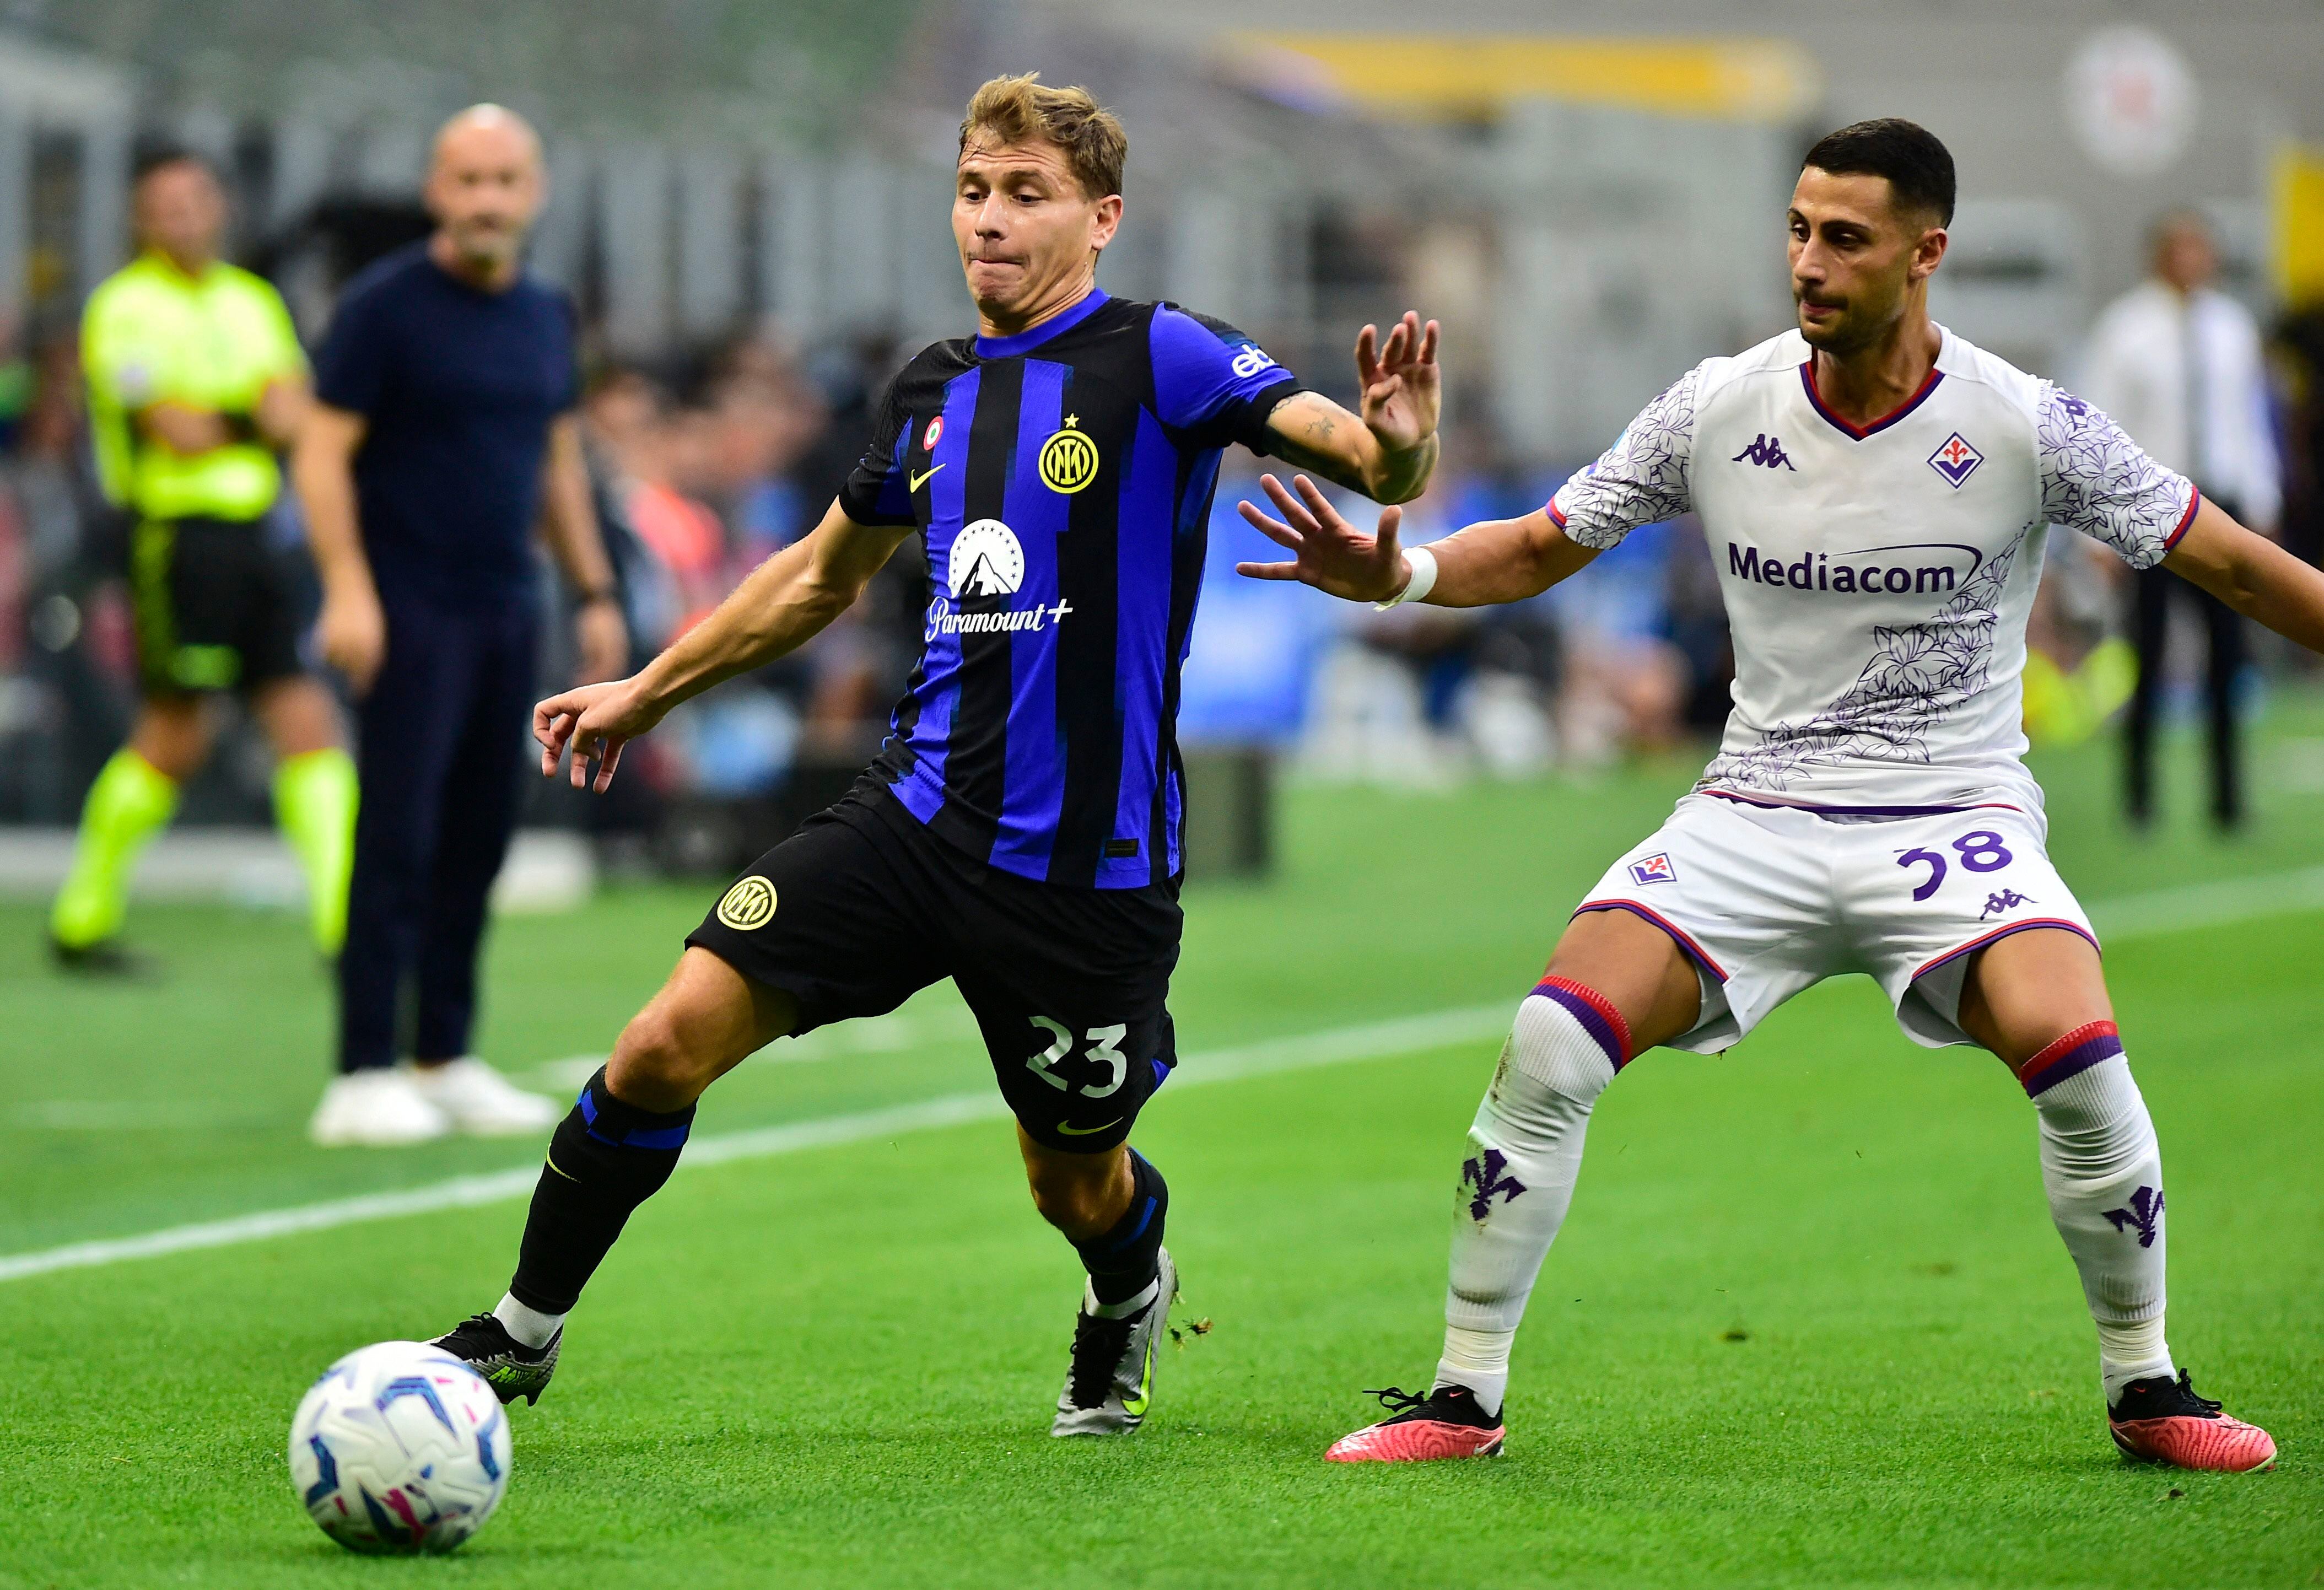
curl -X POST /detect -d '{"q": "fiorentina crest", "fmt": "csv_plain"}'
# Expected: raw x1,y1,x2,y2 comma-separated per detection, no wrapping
1461,1149,1527,1221
2103,1185,2165,1248
1927,432,1984,488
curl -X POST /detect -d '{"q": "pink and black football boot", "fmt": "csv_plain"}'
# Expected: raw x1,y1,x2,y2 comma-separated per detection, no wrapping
1324,1385,1505,1463
2107,1369,2276,1472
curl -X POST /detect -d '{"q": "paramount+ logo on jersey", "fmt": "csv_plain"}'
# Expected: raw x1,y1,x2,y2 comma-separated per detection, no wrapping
1727,540,1982,596
925,519,1077,640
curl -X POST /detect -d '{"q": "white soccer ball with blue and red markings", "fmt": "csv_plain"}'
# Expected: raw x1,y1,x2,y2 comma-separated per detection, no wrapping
288,1340,510,1554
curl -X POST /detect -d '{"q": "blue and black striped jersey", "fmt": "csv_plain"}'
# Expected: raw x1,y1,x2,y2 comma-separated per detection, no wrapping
839,289,1303,888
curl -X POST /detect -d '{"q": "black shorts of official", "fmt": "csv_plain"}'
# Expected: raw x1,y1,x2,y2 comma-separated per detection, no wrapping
130,514,306,696
685,783,1182,1154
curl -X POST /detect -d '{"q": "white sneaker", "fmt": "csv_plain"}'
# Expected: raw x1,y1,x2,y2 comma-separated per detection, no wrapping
310,1069,452,1147
408,1057,561,1136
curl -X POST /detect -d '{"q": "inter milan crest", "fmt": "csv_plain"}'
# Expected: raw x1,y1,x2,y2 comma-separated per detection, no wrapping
1038,416,1101,494
1927,432,1984,488
716,876,778,931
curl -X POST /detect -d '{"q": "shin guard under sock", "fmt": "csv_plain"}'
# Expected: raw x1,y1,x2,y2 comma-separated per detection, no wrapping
1072,1150,1169,1313
508,1068,695,1315
2015,1026,2173,1399
1439,978,1627,1416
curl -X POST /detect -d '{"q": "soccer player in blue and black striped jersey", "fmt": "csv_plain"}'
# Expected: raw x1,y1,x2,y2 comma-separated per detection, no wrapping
430,73,1443,1433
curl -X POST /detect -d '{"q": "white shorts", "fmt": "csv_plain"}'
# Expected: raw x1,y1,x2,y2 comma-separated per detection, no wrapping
1575,793,2099,1053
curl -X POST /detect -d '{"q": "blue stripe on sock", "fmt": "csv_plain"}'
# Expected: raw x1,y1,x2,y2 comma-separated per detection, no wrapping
1106,1195,1157,1252
576,1083,691,1150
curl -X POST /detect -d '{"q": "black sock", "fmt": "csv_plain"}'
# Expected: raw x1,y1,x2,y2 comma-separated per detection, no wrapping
507,1068,695,1314
1072,1150,1168,1309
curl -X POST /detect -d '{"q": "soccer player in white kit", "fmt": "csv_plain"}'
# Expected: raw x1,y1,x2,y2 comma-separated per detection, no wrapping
1241,120,2324,1473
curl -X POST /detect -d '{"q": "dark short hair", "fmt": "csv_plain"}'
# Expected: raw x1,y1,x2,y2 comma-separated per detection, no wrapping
132,141,220,187
1802,118,1955,227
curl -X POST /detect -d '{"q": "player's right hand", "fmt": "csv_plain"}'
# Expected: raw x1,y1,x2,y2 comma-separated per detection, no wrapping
535,677,662,793
316,584,387,697
1235,473,1408,603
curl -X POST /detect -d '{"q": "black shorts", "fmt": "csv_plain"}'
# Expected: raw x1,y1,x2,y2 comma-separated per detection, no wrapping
685,784,1182,1152
130,514,306,696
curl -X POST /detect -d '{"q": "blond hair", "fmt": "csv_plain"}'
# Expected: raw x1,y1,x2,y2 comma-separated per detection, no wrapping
958,73,1126,200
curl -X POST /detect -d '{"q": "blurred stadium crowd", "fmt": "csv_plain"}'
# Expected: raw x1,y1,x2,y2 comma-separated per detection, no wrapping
7,224,2324,864
6,0,2324,876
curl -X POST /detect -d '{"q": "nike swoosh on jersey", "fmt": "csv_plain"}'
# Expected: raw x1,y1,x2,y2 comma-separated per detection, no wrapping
1056,1117,1123,1136
909,464,945,491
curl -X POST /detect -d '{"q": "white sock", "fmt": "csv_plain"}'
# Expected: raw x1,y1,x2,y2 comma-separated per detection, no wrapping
1437,979,1626,1420
493,1291,567,1350
2021,1031,2173,1402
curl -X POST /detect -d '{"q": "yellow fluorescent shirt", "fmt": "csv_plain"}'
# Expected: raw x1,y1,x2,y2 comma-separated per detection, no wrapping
83,252,308,521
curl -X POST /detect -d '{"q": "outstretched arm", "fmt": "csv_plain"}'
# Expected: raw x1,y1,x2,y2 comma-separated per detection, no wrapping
1236,473,1598,606
537,498,911,791
1263,312,1441,504
2163,497,2324,651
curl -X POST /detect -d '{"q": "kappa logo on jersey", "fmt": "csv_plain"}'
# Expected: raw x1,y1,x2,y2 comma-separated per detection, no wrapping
1730,433,1797,471
2103,1185,2164,1248
1978,887,2032,919
927,518,1077,638
1629,853,1677,886
1229,342,1277,380
1928,432,1985,488
1461,1147,1528,1220
1037,415,1100,494
715,876,778,931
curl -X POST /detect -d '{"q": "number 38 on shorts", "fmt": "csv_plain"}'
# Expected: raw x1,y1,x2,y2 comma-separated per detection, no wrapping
1894,829,2016,901
1574,795,2098,1054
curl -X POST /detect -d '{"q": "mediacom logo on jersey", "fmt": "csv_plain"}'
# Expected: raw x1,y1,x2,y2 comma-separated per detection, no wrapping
1727,540,1982,596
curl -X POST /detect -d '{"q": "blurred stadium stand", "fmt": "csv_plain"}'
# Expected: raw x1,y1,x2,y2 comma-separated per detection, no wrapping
3,0,2323,891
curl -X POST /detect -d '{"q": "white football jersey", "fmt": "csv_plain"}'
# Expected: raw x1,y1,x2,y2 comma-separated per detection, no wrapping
1549,326,2198,814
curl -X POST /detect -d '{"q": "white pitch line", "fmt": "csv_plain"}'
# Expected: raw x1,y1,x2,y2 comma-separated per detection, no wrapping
7,858,2323,1287
0,1003,1511,1287
2086,864,2324,941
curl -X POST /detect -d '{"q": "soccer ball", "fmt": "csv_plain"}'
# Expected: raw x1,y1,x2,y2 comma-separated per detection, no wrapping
288,1340,511,1554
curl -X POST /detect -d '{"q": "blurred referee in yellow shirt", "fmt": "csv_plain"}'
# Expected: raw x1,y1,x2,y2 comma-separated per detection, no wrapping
51,147,356,973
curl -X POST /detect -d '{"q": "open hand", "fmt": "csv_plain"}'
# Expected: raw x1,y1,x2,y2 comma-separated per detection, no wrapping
535,676,662,793
1236,473,1409,603
1355,311,1441,456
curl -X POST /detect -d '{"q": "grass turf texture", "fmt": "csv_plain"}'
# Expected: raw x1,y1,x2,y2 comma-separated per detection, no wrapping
3,698,2323,1587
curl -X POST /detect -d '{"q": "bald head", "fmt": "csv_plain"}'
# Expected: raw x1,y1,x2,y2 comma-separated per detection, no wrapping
432,104,541,175
424,104,545,289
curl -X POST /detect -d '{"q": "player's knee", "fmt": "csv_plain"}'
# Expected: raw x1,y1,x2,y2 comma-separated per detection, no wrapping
1509,981,1626,1102
607,1004,715,1108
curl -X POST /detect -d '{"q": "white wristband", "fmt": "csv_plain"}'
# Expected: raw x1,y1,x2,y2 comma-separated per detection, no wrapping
1375,546,1438,610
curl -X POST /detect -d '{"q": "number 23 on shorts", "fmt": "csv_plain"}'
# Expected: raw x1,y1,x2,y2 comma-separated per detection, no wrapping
1895,829,2016,901
1026,1017,1129,1098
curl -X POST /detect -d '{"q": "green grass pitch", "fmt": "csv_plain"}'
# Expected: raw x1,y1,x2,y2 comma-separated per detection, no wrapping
3,698,2323,1587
